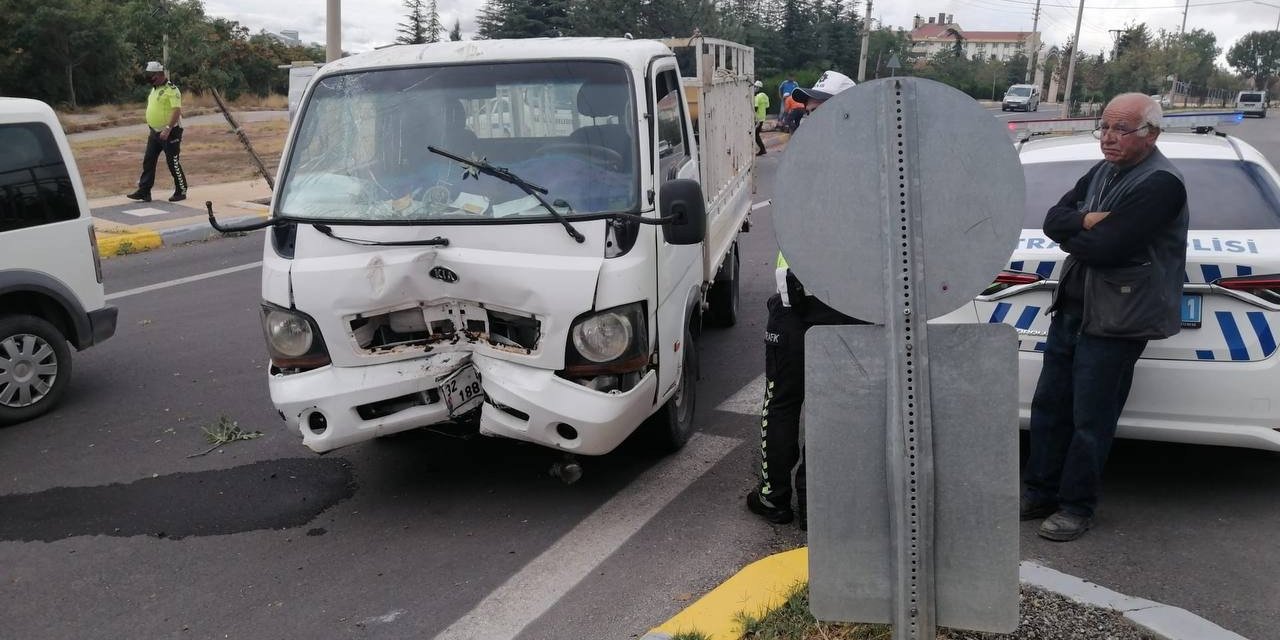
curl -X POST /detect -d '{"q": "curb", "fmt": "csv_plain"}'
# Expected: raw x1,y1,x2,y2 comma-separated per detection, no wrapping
645,548,1248,640
95,210,268,258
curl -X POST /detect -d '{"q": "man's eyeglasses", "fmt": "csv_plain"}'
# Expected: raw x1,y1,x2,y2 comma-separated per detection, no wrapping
1092,123,1149,139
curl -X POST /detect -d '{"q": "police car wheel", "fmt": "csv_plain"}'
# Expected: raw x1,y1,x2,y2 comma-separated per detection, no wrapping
645,326,697,453
0,314,73,426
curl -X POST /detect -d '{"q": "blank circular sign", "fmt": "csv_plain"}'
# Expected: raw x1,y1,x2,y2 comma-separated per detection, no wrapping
773,78,1026,323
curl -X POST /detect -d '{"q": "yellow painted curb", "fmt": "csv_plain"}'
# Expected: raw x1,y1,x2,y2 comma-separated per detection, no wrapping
651,547,809,639
96,230,163,258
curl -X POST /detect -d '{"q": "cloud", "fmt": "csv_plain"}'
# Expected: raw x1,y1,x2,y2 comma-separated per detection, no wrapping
203,0,484,51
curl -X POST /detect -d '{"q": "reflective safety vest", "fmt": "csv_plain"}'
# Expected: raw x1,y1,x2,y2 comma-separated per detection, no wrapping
776,252,792,307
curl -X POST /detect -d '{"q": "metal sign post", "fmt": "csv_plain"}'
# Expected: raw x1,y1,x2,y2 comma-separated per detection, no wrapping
774,77,1025,638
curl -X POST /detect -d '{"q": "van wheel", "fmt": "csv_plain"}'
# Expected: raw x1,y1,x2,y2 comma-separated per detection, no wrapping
0,315,72,426
645,326,697,452
705,244,740,328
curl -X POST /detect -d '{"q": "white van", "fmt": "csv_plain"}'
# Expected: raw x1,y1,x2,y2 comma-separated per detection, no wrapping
1236,90,1267,118
0,98,117,424
1002,84,1040,112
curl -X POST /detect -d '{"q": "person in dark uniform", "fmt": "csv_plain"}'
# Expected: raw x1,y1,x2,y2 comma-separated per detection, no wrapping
127,61,188,203
746,70,859,529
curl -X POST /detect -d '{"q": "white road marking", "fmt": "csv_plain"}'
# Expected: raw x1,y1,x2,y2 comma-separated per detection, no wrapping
122,207,169,217
716,373,765,416
358,609,407,626
432,433,742,640
752,200,772,210
105,262,262,301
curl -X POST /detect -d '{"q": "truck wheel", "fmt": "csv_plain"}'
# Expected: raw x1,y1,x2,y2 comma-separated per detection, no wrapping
0,314,73,426
705,244,739,328
645,326,697,452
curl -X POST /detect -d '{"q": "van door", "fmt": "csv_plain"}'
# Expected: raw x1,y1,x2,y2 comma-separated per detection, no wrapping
651,62,701,397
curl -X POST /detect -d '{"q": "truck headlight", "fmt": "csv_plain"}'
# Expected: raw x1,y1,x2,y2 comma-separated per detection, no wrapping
562,302,649,378
261,304,331,372
572,311,633,363
266,309,314,356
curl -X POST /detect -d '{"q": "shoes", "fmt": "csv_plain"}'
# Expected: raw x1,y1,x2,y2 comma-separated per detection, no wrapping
126,190,151,202
1037,510,1092,542
168,192,187,202
756,150,766,156
1020,495,1058,521
746,490,794,525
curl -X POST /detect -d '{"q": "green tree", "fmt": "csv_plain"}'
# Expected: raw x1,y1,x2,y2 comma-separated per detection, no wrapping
0,0,132,106
479,0,571,39
398,0,442,44
1226,30,1280,89
450,19,463,41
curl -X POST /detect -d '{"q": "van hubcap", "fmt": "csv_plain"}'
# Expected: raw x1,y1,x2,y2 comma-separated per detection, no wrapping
0,334,58,408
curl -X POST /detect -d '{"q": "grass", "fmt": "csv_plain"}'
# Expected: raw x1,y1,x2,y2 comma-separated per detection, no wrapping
670,633,713,640
58,93,288,133
738,584,890,640
187,415,263,458
70,119,288,198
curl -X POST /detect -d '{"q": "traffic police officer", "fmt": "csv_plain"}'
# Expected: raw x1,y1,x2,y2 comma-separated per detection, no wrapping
747,71,859,529
128,61,189,203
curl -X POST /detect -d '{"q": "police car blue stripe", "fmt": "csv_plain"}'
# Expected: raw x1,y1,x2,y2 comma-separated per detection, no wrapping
1183,271,1191,283
1247,311,1277,357
1201,264,1222,283
1015,306,1040,330
1195,350,1215,360
1238,265,1253,277
1217,311,1250,361
1034,342,1047,352
1009,261,1025,272
989,302,1012,324
1035,262,1055,278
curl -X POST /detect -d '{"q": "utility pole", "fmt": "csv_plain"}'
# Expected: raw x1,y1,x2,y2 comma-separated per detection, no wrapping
857,0,873,82
1025,0,1041,83
1181,0,1190,33
326,0,342,63
1061,0,1085,117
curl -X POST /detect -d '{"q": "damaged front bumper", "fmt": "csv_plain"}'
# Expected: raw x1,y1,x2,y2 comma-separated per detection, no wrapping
271,351,658,455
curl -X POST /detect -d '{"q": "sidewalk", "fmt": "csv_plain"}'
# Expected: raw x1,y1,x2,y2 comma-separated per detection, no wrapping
90,179,272,257
643,547,1249,640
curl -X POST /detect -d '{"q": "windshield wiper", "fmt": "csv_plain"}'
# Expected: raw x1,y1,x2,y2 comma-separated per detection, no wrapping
428,145,585,243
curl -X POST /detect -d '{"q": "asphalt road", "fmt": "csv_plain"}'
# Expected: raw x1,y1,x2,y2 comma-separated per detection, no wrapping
2,104,1278,639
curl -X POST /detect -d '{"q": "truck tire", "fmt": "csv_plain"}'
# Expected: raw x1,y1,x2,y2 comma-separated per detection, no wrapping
0,314,73,426
705,244,739,328
645,326,697,452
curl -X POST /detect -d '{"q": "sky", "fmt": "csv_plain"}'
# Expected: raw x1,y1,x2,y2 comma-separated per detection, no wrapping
203,0,1280,66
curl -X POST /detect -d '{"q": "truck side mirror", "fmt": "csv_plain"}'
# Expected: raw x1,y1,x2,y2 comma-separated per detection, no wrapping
660,179,706,245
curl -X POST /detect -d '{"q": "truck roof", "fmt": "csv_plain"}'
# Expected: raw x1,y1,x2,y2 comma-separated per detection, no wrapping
319,38,673,77
0,97,58,127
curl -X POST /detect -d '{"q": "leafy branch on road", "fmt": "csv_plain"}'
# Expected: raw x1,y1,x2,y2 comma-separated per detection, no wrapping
187,415,262,458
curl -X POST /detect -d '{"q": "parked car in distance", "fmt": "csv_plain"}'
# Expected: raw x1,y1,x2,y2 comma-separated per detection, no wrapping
1002,84,1040,112
1236,90,1267,118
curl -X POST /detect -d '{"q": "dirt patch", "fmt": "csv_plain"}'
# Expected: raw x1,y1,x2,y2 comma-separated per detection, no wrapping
71,120,288,198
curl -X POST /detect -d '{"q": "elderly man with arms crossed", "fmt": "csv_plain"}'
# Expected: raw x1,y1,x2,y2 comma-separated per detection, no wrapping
1021,93,1189,541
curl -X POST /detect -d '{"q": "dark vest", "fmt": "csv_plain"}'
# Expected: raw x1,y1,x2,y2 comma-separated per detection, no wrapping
1060,148,1189,340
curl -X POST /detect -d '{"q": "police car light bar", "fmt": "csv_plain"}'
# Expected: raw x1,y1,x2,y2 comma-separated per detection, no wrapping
1008,112,1243,141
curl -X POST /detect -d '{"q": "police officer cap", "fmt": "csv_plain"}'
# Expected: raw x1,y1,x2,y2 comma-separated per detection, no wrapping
144,61,165,73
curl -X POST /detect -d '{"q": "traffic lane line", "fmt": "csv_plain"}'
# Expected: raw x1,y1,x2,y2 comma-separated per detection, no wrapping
105,261,262,301
433,433,742,640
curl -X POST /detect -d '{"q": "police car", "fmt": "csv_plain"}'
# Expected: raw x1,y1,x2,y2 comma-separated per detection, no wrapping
959,113,1280,451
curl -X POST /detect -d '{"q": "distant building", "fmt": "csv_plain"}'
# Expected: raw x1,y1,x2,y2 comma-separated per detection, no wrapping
908,13,1038,63
267,29,303,47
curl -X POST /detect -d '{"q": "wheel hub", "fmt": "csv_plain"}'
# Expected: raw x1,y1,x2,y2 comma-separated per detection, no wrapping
0,333,58,408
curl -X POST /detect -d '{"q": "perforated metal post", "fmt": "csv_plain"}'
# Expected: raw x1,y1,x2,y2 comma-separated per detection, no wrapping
882,80,937,639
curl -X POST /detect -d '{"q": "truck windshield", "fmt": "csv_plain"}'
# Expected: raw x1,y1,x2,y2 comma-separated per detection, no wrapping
1007,87,1031,97
276,61,639,222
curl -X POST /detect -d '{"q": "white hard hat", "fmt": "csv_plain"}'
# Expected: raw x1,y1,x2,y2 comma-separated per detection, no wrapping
792,70,856,104
754,80,763,88
144,61,165,73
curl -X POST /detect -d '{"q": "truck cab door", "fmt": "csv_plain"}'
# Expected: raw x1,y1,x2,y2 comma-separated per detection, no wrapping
651,62,702,398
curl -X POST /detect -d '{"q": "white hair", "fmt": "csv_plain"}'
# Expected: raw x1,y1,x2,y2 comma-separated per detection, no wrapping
1109,92,1163,136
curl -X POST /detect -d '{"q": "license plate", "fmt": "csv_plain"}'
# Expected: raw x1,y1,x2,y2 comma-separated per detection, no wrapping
440,364,483,416
1181,293,1202,328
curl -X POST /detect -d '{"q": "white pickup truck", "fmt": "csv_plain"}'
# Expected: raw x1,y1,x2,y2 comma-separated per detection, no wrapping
211,37,756,459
